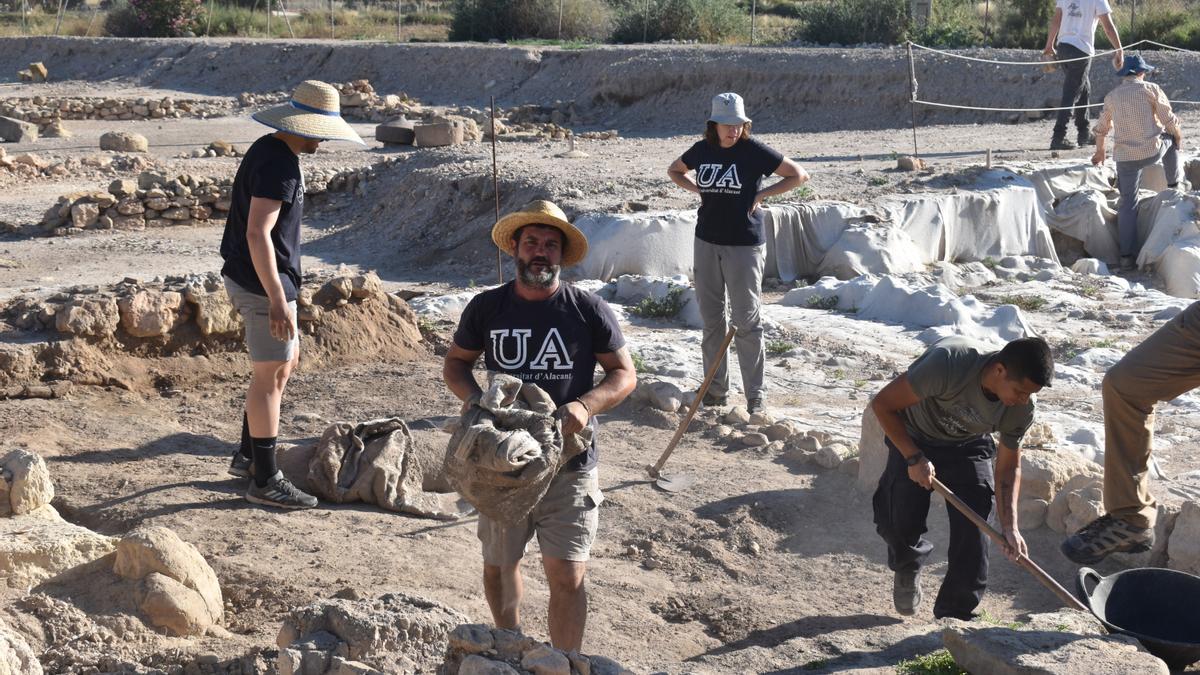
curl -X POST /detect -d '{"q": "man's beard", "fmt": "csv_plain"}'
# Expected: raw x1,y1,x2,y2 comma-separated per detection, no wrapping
516,257,559,289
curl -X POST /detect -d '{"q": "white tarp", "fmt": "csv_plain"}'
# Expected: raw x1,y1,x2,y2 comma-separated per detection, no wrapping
1136,191,1200,297
573,211,695,280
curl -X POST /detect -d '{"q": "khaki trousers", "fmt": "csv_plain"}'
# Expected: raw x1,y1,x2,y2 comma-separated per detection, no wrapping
693,238,765,401
1103,300,1200,528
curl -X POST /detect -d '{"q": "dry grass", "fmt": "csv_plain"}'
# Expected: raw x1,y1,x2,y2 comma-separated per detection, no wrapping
0,9,105,37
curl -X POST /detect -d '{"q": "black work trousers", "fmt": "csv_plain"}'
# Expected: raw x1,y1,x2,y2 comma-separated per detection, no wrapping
872,435,995,620
1053,42,1093,140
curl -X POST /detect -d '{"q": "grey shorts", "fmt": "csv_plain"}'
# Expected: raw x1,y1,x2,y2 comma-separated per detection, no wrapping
223,276,298,363
477,468,603,565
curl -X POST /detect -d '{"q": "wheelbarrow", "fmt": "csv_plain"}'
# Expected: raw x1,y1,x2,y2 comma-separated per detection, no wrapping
1077,566,1200,671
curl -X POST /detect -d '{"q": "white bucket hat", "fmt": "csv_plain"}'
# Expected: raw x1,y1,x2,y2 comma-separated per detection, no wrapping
709,92,751,126
252,80,365,145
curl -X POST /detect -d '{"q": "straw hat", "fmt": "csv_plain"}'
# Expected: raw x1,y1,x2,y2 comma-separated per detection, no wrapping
252,80,364,144
491,200,588,267
709,92,751,125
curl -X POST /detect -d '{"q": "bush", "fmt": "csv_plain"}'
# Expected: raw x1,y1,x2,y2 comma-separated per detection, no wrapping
611,0,748,43
121,0,202,36
629,286,687,318
993,0,1052,48
910,0,984,48
793,0,906,45
105,0,146,36
450,0,612,41
1103,6,1200,51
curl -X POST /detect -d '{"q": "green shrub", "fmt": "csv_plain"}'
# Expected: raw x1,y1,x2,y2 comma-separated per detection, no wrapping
766,339,794,356
126,0,203,36
896,648,966,674
610,0,748,44
793,0,906,45
630,286,687,318
806,294,839,310
1100,5,1200,51
993,0,1053,48
911,0,984,48
450,0,612,41
104,0,146,36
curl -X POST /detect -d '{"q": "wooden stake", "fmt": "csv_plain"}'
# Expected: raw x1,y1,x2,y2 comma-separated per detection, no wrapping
906,41,920,159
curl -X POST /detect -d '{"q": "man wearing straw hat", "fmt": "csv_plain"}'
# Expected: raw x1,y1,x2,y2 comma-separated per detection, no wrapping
1090,53,1184,272
443,200,636,650
221,80,364,509
1043,0,1123,150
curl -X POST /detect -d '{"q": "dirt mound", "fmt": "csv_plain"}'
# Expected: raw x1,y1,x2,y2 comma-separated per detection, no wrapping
9,38,1200,133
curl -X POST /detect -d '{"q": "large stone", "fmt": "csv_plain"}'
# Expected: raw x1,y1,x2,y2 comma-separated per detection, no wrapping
185,286,241,336
414,122,463,147
856,403,886,492
0,449,54,516
70,201,100,229
0,116,37,143
276,593,468,669
114,526,223,627
118,290,183,338
1168,500,1200,575
459,655,520,675
814,442,854,469
636,380,684,413
350,272,383,299
1185,158,1200,191
138,572,214,636
109,179,138,198
942,608,1168,674
55,297,120,337
99,131,148,152
1046,475,1104,534
28,62,47,82
1020,448,1102,502
1017,498,1049,530
0,615,43,675
0,504,116,589
521,646,570,675
375,119,415,145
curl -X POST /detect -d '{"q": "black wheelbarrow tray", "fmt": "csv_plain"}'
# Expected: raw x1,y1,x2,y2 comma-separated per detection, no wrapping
1077,566,1200,671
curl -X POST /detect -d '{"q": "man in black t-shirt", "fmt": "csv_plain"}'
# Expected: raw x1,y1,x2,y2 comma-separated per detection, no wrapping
444,199,636,651
221,80,363,510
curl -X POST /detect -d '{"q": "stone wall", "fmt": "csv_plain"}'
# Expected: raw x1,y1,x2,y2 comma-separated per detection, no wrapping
0,96,232,131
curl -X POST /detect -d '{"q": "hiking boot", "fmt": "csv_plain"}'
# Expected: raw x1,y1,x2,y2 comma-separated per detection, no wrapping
894,569,923,616
228,452,253,479
1061,514,1154,564
747,397,766,415
1049,137,1077,151
701,392,727,407
1077,130,1096,146
245,471,318,510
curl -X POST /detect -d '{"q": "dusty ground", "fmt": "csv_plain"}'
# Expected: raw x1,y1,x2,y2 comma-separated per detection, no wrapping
3,39,1200,674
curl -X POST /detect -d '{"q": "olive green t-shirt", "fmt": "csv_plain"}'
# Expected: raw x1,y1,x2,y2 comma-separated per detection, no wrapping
902,336,1034,449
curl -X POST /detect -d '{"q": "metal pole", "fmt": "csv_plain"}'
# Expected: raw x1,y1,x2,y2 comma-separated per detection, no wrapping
750,0,756,45
906,41,920,159
491,96,503,284
53,0,66,36
267,0,271,37
557,0,563,39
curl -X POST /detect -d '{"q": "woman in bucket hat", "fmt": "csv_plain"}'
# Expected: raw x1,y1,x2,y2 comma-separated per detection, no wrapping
221,80,364,509
667,92,809,414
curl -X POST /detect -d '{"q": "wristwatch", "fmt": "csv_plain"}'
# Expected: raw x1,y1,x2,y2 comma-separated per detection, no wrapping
905,451,926,466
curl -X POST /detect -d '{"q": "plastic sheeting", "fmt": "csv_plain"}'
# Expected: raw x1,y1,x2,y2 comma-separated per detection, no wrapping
1136,191,1200,297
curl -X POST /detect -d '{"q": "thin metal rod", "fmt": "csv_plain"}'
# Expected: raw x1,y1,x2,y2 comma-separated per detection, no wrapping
931,477,1087,611
491,95,503,284
906,41,920,159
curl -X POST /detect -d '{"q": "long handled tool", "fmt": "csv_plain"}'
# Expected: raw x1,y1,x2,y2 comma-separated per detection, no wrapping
931,476,1086,611
646,326,736,492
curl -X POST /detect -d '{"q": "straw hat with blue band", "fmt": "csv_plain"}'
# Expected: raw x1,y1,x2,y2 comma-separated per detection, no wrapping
252,80,365,145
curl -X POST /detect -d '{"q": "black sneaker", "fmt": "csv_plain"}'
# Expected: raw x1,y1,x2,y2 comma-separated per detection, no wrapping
1062,514,1154,564
1049,137,1077,151
228,452,253,479
747,398,766,415
701,392,727,407
245,471,318,510
1077,130,1096,146
893,569,922,616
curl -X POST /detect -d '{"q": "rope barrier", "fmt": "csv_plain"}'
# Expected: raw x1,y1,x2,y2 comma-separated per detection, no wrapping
908,38,1199,66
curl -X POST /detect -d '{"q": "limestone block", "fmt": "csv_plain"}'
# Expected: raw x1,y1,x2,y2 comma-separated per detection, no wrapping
521,646,570,675
815,442,854,469
723,406,750,425
115,197,145,215
1018,498,1049,530
741,432,769,448
70,201,100,229
42,121,71,138
185,286,241,336
349,272,383,299
0,504,116,588
1168,500,1200,575
414,122,463,147
1046,475,1105,534
160,206,190,220
856,403,886,492
28,62,47,81
118,290,183,338
0,116,37,143
375,119,415,145
0,448,54,516
460,655,520,675
114,526,223,626
55,297,120,337
99,131,148,152
109,179,139,198
636,380,684,413
138,572,213,636
0,615,43,675
1020,448,1102,502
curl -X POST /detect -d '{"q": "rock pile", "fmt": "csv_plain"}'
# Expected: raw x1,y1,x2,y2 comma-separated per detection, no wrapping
443,624,635,675
42,173,231,235
0,95,230,131
275,593,468,674
16,61,48,83
0,148,152,185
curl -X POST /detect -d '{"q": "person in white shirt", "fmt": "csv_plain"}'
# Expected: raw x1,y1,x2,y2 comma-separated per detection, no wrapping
1043,0,1123,150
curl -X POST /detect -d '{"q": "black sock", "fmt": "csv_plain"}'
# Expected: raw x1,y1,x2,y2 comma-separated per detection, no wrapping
239,412,252,459
251,437,278,487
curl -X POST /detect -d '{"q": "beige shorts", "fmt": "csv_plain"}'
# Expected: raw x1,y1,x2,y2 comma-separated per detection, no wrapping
224,276,299,363
478,468,602,565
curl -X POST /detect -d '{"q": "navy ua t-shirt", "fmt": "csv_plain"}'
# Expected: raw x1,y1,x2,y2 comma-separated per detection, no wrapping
220,134,305,300
452,281,626,472
681,136,784,246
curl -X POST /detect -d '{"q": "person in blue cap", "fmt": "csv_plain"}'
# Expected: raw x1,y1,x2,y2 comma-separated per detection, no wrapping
1090,53,1184,272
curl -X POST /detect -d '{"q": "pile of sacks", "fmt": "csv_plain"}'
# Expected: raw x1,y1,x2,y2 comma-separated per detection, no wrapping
0,95,228,131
